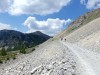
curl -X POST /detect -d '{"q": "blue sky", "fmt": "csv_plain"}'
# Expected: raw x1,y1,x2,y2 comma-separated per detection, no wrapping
0,0,100,35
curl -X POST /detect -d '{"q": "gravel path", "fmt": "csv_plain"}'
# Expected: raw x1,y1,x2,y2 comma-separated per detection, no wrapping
62,42,100,75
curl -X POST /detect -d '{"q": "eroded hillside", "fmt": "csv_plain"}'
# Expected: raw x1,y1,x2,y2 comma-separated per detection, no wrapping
55,8,100,39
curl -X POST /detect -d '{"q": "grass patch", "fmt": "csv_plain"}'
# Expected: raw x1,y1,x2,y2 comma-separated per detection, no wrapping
0,45,37,64
0,52,17,63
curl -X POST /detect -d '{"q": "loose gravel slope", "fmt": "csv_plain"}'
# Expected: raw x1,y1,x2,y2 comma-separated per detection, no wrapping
1,40,100,75
0,41,77,75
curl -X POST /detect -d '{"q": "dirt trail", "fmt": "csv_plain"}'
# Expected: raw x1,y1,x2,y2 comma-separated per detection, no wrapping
61,41,100,75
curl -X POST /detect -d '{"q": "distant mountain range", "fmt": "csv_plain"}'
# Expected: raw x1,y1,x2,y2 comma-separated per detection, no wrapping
0,30,50,49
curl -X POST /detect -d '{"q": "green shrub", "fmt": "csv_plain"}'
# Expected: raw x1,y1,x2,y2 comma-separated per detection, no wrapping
20,48,26,54
7,57,10,60
0,47,7,56
72,74,76,75
32,48,35,51
12,56,16,60
0,60,3,63
11,53,16,60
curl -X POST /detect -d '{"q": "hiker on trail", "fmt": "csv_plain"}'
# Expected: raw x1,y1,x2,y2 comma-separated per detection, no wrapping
61,38,63,41
65,38,66,42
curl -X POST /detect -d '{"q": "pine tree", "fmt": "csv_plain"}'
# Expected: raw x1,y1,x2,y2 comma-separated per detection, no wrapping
20,44,26,54
20,48,26,54
7,47,12,51
1,47,7,56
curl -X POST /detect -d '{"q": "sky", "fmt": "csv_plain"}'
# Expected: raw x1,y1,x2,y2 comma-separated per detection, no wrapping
0,0,100,35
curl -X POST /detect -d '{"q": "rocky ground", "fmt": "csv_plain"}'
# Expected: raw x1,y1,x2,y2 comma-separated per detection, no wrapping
62,42,100,75
0,41,77,75
1,39,100,75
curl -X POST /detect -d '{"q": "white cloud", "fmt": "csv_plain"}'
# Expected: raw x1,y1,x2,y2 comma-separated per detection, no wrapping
23,16,72,35
0,0,71,15
0,0,11,12
0,22,17,30
81,0,100,9
80,0,86,5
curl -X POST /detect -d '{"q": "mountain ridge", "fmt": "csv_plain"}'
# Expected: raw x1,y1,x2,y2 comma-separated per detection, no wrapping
0,29,50,48
54,8,100,39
